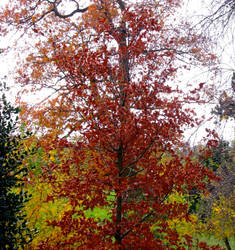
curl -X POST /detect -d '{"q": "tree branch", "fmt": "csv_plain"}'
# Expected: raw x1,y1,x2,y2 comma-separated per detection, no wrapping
116,0,126,11
50,0,89,18
120,138,155,176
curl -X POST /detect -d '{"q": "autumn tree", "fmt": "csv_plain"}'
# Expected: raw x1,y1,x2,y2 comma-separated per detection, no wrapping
0,83,34,249
0,0,221,248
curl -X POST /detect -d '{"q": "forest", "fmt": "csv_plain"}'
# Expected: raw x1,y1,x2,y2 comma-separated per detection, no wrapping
0,0,234,249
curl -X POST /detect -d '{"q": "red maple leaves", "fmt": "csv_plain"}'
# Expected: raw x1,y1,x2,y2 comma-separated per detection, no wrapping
0,0,220,249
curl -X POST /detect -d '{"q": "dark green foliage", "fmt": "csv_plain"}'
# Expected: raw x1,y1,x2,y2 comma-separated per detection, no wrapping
197,141,235,222
0,83,34,249
189,141,233,215
188,188,200,214
202,141,230,172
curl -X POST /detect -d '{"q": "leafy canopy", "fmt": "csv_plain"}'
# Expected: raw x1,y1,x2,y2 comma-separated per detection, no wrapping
0,0,220,249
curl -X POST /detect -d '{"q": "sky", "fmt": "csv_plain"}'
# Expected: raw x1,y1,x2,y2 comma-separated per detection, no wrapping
182,0,235,143
0,0,234,144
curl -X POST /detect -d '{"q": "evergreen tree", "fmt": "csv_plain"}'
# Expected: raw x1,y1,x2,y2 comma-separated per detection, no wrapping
0,83,34,249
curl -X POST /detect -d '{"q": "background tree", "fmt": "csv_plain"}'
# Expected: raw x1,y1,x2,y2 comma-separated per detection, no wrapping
196,141,235,250
213,72,235,119
195,0,235,238
0,0,221,248
0,83,34,249
198,0,235,32
184,0,235,141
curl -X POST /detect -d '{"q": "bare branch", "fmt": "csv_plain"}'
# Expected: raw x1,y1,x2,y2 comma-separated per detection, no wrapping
116,0,126,11
50,0,89,18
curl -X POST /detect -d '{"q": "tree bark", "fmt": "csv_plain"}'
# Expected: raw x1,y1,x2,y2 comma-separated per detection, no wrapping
115,143,124,247
224,237,231,250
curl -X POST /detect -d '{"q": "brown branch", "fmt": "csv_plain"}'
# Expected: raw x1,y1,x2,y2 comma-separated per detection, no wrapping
116,0,126,11
120,138,155,176
48,0,89,18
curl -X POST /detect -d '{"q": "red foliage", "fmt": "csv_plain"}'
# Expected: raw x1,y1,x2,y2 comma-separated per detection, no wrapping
0,0,219,249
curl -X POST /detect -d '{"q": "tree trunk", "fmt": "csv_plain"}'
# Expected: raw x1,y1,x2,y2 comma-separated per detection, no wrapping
224,237,231,250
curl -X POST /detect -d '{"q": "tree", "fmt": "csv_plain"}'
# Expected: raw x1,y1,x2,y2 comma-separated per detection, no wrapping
194,3,235,245
213,73,235,119
197,141,235,250
190,0,235,122
0,83,34,249
0,0,220,248
197,0,235,32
